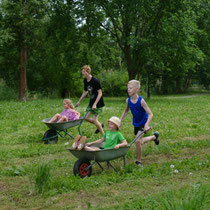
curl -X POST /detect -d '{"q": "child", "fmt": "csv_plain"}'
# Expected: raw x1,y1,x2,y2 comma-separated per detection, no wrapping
48,99,80,123
120,80,159,167
76,65,105,135
72,116,127,151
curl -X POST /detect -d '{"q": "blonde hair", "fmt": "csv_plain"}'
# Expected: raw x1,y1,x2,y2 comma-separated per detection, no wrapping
63,99,74,109
81,65,91,74
128,80,140,89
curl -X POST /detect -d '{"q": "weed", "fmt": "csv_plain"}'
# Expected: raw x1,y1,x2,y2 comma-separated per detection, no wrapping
28,163,52,194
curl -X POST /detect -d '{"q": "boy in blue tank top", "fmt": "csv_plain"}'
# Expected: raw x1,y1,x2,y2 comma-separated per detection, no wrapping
120,80,159,167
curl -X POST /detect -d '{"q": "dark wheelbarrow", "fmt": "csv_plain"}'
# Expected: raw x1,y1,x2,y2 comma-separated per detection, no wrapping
42,112,89,144
68,130,146,178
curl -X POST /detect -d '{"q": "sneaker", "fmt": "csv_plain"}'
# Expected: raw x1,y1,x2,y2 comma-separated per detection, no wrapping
135,161,143,167
72,135,81,149
154,131,159,145
95,123,104,134
77,136,87,150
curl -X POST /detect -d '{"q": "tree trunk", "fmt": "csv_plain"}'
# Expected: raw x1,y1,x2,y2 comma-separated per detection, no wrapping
175,76,182,93
19,46,27,101
184,72,192,92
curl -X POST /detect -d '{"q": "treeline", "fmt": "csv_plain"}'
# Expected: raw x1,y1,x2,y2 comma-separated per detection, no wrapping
0,0,209,100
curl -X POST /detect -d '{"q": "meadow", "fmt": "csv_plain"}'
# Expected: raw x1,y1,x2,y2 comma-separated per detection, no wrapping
0,94,209,209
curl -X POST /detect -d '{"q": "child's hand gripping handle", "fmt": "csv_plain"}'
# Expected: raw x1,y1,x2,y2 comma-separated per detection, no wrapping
144,127,151,134
128,127,151,147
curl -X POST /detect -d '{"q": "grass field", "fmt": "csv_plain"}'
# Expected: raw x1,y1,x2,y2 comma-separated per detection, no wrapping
0,94,209,209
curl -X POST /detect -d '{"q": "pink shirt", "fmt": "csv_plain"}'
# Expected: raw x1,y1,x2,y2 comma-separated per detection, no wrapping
60,109,79,121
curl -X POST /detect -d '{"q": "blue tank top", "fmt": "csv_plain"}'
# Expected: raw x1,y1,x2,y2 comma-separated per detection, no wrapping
128,96,148,127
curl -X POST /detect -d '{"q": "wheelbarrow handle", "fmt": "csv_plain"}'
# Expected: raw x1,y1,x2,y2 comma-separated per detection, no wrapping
128,127,151,147
77,110,90,135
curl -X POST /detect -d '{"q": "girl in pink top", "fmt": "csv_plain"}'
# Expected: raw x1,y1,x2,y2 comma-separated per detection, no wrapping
49,99,80,123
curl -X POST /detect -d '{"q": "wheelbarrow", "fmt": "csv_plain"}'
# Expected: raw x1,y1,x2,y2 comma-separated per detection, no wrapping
42,111,89,144
68,129,146,178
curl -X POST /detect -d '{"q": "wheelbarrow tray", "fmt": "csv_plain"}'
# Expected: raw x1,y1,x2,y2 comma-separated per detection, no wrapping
42,118,84,130
68,146,130,162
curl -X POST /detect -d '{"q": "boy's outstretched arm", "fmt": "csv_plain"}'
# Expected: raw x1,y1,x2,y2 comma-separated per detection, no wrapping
86,137,105,146
141,99,153,131
76,90,88,107
120,98,130,123
114,139,128,149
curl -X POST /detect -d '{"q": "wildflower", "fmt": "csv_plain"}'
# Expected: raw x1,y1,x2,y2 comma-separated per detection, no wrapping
189,172,192,175
170,164,175,169
174,169,179,173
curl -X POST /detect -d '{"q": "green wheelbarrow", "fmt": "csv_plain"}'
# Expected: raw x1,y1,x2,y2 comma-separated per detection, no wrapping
68,130,146,178
42,111,89,144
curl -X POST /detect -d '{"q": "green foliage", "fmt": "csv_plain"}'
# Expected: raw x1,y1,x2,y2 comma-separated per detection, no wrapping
0,79,16,100
0,0,48,90
0,0,209,97
97,69,128,96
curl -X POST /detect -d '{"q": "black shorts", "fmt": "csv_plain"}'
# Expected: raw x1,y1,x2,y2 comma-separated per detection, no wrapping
134,125,144,135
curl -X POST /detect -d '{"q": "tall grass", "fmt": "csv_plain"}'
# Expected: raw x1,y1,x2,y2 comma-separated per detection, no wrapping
119,184,209,210
160,184,209,210
29,163,52,194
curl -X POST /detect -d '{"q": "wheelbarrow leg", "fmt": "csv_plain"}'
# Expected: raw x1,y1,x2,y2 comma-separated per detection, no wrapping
107,161,117,172
85,161,96,171
123,156,126,166
85,161,104,172
96,162,104,171
57,130,74,139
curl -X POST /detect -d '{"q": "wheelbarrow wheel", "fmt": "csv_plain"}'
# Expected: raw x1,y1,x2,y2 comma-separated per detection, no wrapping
42,129,58,144
73,159,92,178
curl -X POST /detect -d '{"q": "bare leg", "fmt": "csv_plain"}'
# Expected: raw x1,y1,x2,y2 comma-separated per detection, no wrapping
49,114,61,123
84,146,101,151
142,135,156,144
135,134,157,162
57,116,68,123
135,136,143,162
85,113,104,135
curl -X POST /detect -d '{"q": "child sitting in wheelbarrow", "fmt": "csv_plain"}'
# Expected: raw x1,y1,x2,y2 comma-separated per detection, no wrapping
72,116,127,151
49,99,80,123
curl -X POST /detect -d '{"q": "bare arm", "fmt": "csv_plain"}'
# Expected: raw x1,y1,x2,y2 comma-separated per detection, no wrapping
76,90,88,107
92,89,102,110
86,137,105,146
120,98,130,123
141,99,153,131
114,139,128,149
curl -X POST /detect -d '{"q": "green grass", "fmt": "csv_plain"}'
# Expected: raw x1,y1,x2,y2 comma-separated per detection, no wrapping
0,95,209,209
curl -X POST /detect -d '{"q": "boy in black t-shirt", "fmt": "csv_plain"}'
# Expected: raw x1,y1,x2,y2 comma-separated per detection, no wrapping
76,65,105,135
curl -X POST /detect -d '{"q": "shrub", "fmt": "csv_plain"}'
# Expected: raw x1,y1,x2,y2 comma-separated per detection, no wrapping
0,79,17,100
97,69,128,96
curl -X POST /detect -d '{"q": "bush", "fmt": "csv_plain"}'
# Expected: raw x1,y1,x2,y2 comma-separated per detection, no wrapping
0,79,17,100
97,69,128,96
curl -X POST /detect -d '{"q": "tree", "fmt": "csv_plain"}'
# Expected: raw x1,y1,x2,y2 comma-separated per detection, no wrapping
0,0,48,100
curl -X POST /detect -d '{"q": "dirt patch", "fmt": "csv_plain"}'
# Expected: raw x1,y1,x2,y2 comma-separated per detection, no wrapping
0,182,8,191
